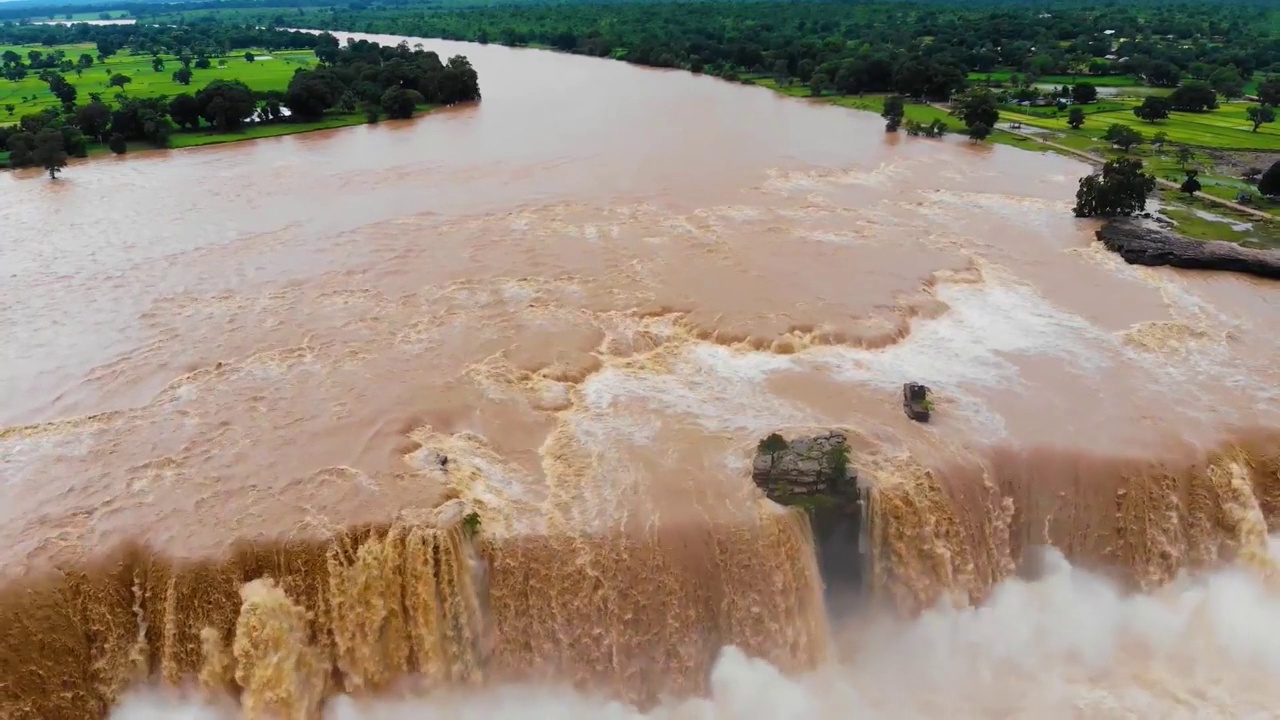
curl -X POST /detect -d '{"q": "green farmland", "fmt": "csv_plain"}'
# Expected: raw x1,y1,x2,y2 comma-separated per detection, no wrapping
1001,98,1280,151
968,71,1144,87
0,43,317,122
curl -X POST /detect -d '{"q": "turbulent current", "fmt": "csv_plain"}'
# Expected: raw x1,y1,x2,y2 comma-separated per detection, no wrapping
1,32,1278,720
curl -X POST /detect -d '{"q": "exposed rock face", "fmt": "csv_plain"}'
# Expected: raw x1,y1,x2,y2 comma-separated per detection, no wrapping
1097,220,1280,280
752,431,867,596
752,431,856,498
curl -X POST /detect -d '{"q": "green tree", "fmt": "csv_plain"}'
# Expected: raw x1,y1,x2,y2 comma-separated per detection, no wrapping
108,73,131,89
46,73,76,105
952,87,999,129
195,79,257,132
882,95,905,132
167,93,201,129
1073,157,1157,218
1152,131,1169,149
1103,123,1143,151
76,53,93,69
1175,145,1196,169
1144,61,1181,88
107,133,127,154
1180,170,1201,197
1067,107,1085,129
1167,81,1217,112
1133,96,1170,123
1259,161,1280,197
31,128,67,179
172,67,192,85
1259,80,1280,108
967,122,992,142
1208,66,1245,99
6,131,34,166
380,86,417,119
74,100,111,141
771,59,789,85
362,101,381,123
243,51,256,63
194,56,211,69
1246,105,1275,132
808,71,829,96
1071,82,1097,104
151,56,164,72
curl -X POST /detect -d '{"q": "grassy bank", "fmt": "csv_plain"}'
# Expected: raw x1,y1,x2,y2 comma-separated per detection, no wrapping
750,78,1280,247
0,42,317,121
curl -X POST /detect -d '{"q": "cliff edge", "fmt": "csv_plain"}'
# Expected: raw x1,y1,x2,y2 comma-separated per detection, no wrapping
1097,220,1280,280
752,431,868,593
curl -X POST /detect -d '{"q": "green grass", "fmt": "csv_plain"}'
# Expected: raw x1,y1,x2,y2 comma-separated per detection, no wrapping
1000,99,1280,151
752,78,958,127
1006,99,1132,117
968,70,1144,87
168,112,368,148
1,43,317,121
1158,189,1280,248
26,10,131,21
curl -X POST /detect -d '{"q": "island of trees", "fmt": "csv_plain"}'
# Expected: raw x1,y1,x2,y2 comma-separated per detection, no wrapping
1,22,481,177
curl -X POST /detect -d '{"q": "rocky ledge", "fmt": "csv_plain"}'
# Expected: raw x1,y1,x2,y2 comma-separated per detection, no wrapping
752,431,857,503
752,431,868,592
1097,220,1280,280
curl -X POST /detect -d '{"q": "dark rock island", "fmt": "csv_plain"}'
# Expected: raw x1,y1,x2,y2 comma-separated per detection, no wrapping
1097,220,1280,280
752,431,869,595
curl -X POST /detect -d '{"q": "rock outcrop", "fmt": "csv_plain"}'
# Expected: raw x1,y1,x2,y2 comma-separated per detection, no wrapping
1097,220,1280,280
752,431,868,595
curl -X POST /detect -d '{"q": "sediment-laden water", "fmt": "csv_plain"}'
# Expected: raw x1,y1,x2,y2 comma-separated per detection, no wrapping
1,32,1277,719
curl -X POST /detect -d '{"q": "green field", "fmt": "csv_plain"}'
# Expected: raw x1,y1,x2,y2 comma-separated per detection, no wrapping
25,11,131,21
968,71,1144,87
1,43,317,121
1001,98,1280,151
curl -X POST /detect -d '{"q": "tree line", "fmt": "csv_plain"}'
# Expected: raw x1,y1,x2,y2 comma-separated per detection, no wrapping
137,0,1280,100
2,24,480,176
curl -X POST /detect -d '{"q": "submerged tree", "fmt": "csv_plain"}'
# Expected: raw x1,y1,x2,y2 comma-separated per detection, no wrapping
952,87,999,130
31,128,67,179
882,95,905,132
967,121,992,142
1073,157,1157,218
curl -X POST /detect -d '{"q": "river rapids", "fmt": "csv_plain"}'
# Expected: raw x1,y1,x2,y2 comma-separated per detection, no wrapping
0,32,1277,720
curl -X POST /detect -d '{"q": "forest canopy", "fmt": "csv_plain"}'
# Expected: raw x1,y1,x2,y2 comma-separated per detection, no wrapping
118,0,1280,100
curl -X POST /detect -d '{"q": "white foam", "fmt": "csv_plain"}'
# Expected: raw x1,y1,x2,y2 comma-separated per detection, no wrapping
110,538,1280,719
813,273,1103,396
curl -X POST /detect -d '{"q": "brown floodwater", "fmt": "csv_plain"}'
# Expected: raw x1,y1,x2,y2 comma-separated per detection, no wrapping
1,32,1278,720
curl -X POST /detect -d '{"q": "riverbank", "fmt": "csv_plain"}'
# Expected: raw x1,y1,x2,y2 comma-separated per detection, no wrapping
1097,219,1280,278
